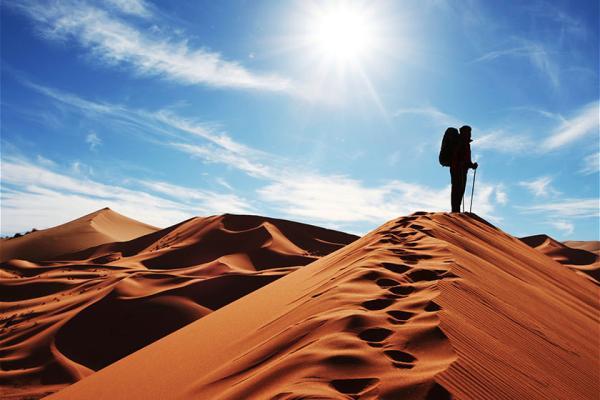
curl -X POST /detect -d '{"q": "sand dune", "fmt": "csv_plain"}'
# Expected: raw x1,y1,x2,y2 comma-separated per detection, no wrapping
45,212,598,400
0,213,357,399
0,208,159,263
521,234,600,284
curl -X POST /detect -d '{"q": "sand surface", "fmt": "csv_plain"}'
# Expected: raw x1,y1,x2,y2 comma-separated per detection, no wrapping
521,234,600,284
0,211,357,399
0,208,159,263
42,212,598,400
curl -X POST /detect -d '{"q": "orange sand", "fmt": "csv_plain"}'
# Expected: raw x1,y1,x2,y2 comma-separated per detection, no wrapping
40,212,598,400
521,234,600,284
0,210,356,399
0,208,159,263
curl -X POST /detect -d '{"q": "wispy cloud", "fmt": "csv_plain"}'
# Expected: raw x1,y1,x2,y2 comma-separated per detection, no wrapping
395,105,533,155
474,130,532,153
394,106,461,127
8,0,291,91
104,0,151,17
11,79,507,230
0,157,252,233
474,39,559,88
519,198,599,219
542,101,599,151
518,176,559,197
85,131,102,151
137,180,253,215
579,152,599,175
171,142,274,180
550,220,574,235
495,184,508,205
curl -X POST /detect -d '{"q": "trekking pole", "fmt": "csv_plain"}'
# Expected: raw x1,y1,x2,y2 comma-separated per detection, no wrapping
461,174,466,213
469,168,477,213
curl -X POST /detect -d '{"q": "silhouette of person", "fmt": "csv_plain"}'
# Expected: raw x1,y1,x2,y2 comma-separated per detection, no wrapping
450,125,478,212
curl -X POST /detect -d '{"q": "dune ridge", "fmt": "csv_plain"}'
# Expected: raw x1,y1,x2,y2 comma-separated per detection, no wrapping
0,208,159,263
520,234,600,284
0,213,357,399
46,212,598,400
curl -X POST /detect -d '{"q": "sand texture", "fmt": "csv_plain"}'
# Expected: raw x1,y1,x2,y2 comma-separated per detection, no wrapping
0,208,159,263
0,211,357,399
521,234,600,284
40,212,598,400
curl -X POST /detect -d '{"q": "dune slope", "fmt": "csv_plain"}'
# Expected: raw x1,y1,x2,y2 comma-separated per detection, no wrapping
0,214,357,399
0,208,159,263
48,212,598,400
521,234,599,283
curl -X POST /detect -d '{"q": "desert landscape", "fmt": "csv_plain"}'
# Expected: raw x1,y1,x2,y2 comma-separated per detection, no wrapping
1,209,597,399
3,0,598,398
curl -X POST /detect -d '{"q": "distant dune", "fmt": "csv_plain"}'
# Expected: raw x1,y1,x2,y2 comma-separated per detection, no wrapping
0,208,159,263
0,211,357,400
520,234,599,284
43,212,598,400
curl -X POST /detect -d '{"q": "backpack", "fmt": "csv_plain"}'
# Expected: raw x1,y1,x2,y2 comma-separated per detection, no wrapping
439,127,459,167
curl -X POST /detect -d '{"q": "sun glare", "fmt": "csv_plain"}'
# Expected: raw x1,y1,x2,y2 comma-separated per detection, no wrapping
307,3,377,65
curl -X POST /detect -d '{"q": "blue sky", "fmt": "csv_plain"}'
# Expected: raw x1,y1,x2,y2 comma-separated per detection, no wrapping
1,0,598,240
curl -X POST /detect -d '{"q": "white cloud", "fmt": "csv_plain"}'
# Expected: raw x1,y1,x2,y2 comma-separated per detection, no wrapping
518,176,559,197
137,180,253,215
12,80,507,229
257,173,503,224
103,0,151,17
495,184,508,205
394,105,533,155
9,0,291,91
85,131,102,150
519,198,599,219
580,152,599,175
474,39,559,88
550,220,574,235
542,101,599,151
0,157,252,234
171,142,274,179
36,155,56,167
474,130,532,153
216,177,233,191
394,106,461,128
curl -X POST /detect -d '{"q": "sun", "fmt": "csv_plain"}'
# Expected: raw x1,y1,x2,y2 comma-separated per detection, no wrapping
306,2,377,65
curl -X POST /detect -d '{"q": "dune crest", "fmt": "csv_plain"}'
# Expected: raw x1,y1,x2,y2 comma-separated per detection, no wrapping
521,234,599,284
0,208,159,263
46,212,598,400
0,213,357,399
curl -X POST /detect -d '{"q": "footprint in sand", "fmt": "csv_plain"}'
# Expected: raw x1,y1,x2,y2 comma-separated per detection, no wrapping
384,349,417,369
399,253,433,264
361,298,395,311
392,231,419,239
388,285,415,296
406,269,445,282
330,378,379,396
375,278,400,288
358,327,393,347
424,301,441,312
381,262,410,274
386,310,415,324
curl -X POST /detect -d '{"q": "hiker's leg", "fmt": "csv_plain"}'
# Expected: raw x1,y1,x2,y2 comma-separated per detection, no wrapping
450,168,461,212
458,170,468,211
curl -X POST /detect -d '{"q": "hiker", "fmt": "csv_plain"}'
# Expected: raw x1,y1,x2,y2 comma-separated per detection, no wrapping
450,125,478,213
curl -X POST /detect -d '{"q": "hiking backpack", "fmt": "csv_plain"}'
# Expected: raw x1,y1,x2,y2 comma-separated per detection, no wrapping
439,127,459,167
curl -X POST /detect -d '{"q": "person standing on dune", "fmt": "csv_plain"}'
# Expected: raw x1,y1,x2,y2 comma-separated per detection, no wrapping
450,125,478,213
